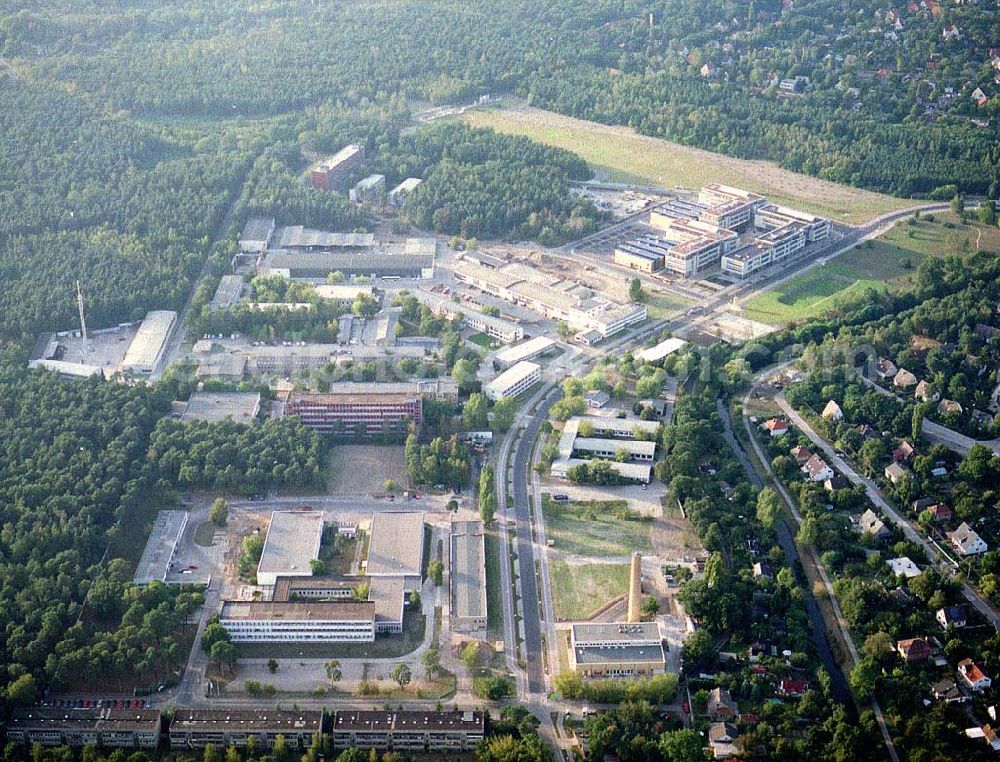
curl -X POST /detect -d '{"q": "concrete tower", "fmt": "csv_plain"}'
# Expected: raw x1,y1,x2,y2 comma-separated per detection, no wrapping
627,552,643,623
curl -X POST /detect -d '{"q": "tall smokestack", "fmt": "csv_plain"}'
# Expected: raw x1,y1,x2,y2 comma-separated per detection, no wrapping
627,552,643,623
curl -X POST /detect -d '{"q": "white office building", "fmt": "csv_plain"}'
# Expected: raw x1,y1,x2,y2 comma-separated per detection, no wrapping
483,361,540,401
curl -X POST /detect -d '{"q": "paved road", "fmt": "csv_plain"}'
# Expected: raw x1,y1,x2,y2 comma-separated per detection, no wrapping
775,392,1000,630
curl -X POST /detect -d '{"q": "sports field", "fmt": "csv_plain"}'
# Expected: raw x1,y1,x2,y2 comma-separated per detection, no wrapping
743,214,996,324
463,104,914,224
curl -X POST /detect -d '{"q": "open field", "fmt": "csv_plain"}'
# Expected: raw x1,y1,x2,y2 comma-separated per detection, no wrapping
542,496,653,557
549,559,629,621
463,105,914,224
326,445,407,493
743,213,997,324
645,292,695,319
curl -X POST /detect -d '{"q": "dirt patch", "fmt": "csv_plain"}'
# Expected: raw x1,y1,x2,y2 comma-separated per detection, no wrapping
327,445,408,494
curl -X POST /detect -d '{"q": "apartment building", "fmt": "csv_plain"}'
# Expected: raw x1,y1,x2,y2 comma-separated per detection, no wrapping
310,144,364,192
331,711,485,752
280,390,422,435
169,710,322,750
6,709,162,749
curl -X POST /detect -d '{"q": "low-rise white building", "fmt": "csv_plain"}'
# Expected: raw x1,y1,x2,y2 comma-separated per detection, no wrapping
483,361,540,401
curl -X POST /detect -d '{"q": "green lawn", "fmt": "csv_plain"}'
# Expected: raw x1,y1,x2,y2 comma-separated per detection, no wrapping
549,559,629,621
645,292,694,319
484,529,505,641
463,105,914,224
542,495,652,557
743,214,995,325
468,331,501,349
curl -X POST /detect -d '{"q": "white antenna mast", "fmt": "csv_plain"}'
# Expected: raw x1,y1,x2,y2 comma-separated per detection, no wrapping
76,280,91,353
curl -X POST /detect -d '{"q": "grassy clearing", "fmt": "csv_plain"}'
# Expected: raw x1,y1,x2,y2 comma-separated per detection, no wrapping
463,105,913,224
542,495,652,557
645,292,694,319
743,214,994,324
468,331,501,350
549,559,629,621
485,529,505,641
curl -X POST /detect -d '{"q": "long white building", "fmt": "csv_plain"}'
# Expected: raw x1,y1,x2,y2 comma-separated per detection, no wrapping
121,311,176,375
219,601,376,642
483,361,540,401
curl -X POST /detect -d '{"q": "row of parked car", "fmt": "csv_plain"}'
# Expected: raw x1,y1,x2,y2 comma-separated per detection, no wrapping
41,698,148,710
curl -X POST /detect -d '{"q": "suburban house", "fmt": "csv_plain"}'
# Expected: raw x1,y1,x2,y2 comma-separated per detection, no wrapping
802,455,834,482
938,399,964,416
778,679,810,697
859,509,891,541
875,357,898,380
958,659,992,692
708,722,739,759
790,445,813,465
824,476,850,492
897,637,934,662
892,441,916,463
707,687,738,718
884,462,911,485
763,418,789,437
915,380,939,402
948,522,988,556
932,679,969,704
936,606,967,630
928,502,953,522
822,400,843,422
893,368,918,389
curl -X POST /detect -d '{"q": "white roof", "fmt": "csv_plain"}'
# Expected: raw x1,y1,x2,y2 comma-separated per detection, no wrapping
485,361,539,395
257,511,324,582
494,336,555,365
636,337,687,363
887,557,921,578
366,512,424,576
314,284,374,301
122,311,176,371
573,437,657,458
551,458,651,482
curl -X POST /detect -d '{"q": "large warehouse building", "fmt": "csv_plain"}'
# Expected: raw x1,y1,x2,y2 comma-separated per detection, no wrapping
256,511,324,588
450,521,487,638
121,310,177,375
365,512,425,589
261,238,436,280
